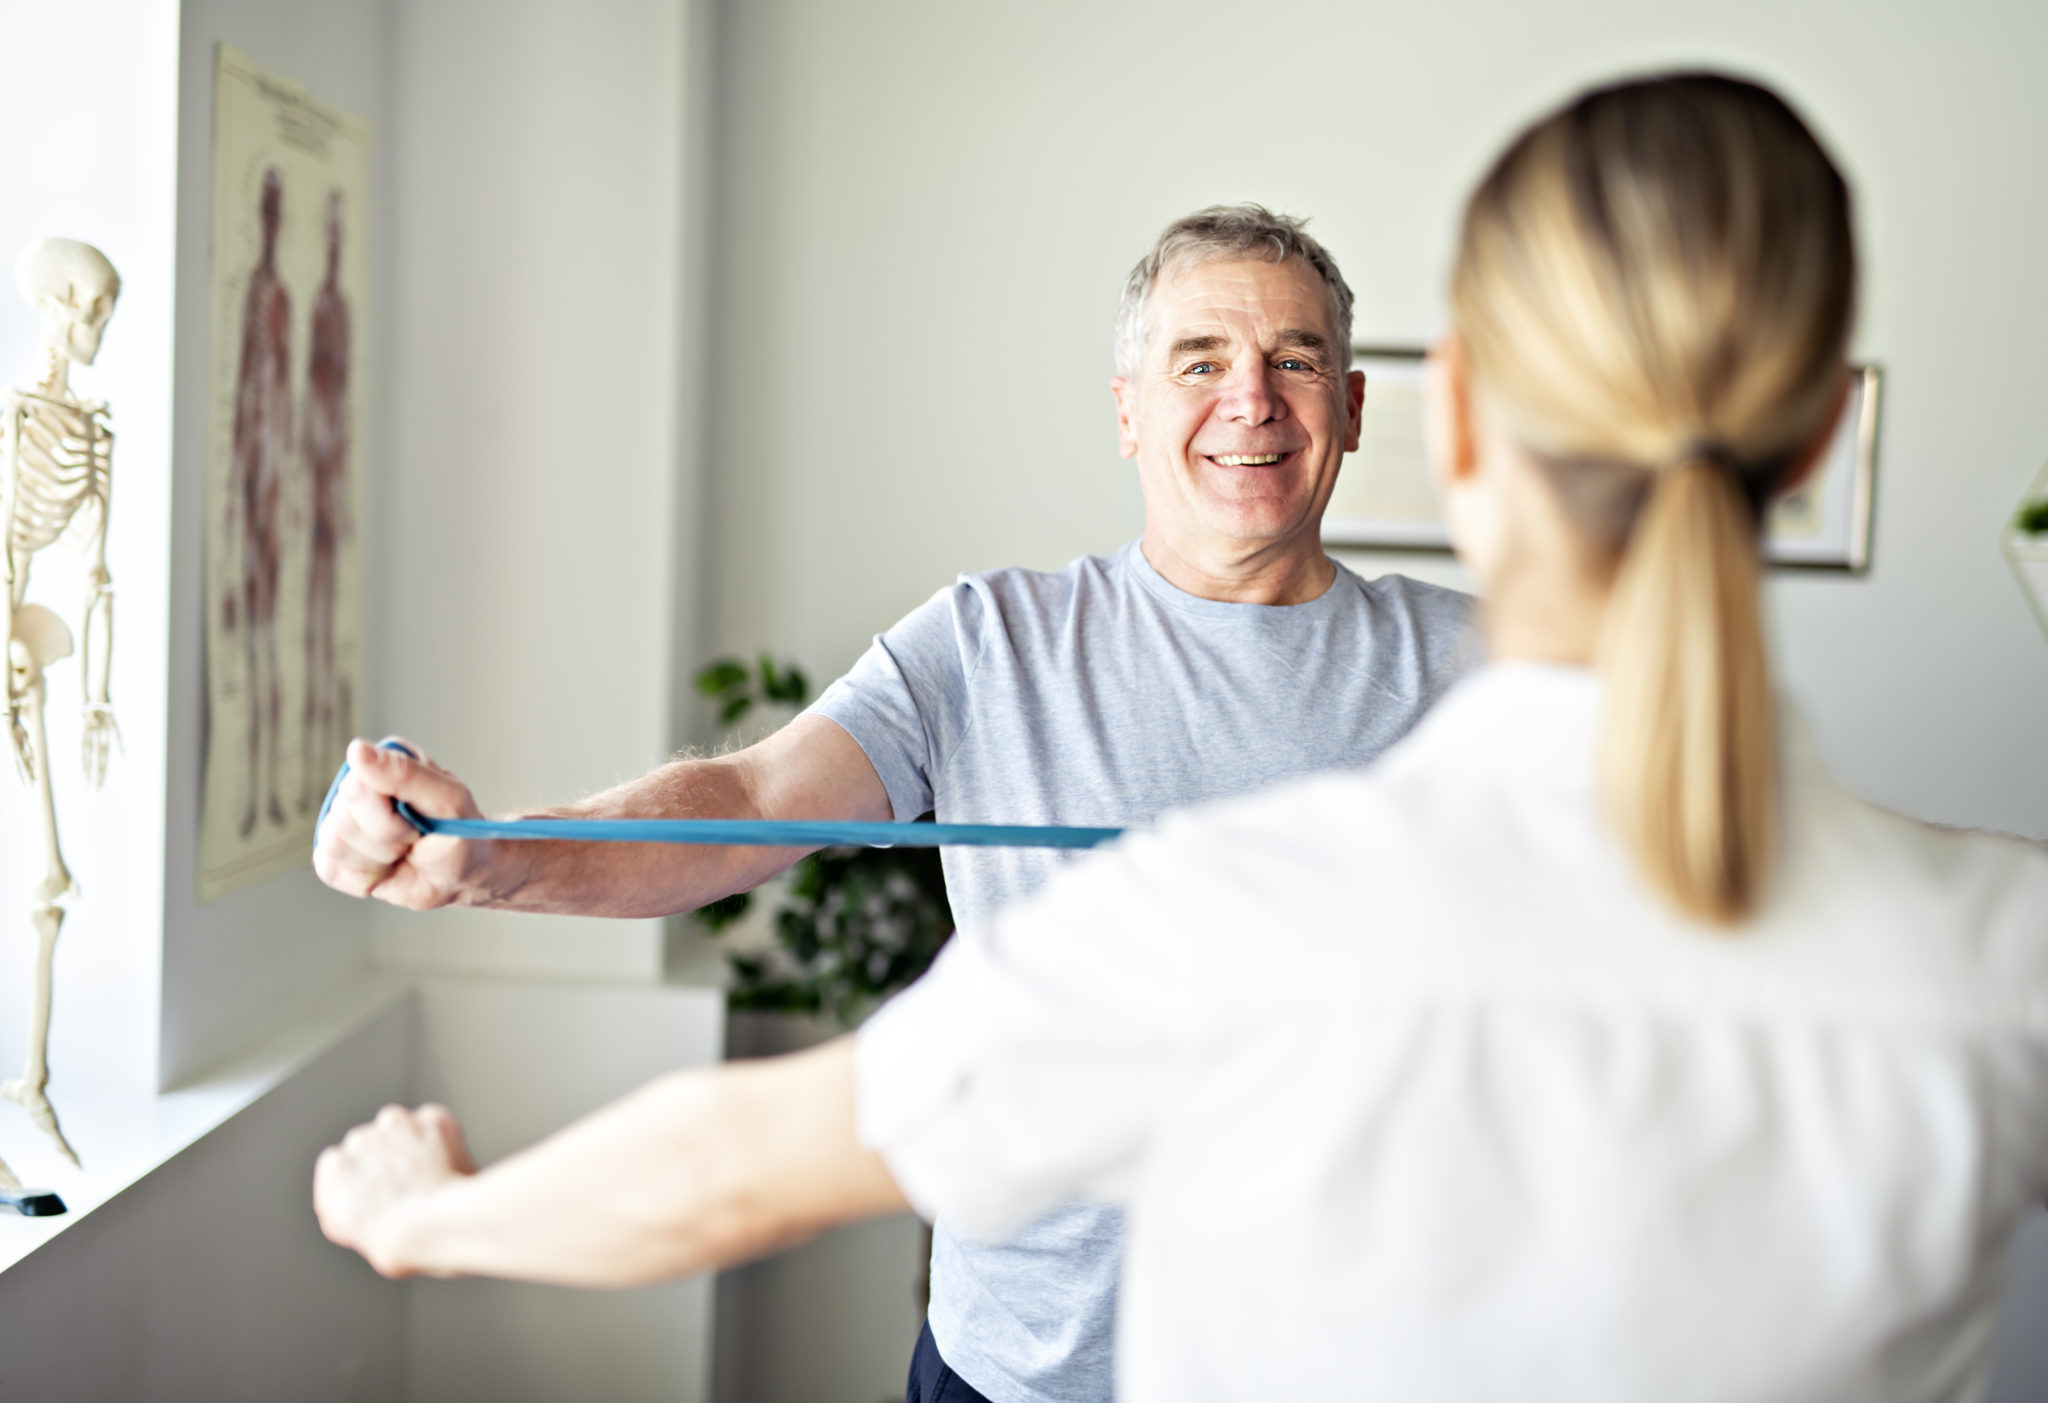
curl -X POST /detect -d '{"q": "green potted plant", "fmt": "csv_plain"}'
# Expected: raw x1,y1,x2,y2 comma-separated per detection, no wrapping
689,654,954,1028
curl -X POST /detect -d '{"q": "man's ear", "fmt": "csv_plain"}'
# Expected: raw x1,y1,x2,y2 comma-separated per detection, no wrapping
1778,369,1853,497
1343,368,1366,453
1110,376,1139,460
1423,334,1477,492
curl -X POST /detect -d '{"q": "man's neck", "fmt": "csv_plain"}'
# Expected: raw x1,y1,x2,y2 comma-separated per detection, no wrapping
1139,529,1338,606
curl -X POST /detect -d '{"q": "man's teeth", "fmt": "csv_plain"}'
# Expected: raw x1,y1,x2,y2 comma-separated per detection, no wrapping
1213,453,1285,466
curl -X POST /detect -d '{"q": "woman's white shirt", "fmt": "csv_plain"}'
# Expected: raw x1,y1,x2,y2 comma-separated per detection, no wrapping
856,663,2048,1403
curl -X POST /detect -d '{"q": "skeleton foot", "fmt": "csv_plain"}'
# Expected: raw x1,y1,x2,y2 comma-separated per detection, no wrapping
0,1080,79,1167
239,799,257,838
267,792,287,828
0,1148,20,1193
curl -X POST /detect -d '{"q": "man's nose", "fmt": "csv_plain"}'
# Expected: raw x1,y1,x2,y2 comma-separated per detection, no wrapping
1218,362,1285,424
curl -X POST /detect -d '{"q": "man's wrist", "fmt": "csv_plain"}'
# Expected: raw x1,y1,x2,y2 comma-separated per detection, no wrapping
454,837,525,910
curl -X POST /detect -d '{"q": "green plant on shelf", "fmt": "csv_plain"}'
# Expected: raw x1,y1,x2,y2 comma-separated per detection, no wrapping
691,654,954,1027
2017,498,2048,535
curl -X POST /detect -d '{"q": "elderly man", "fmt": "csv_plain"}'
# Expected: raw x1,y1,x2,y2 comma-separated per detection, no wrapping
314,204,1473,1403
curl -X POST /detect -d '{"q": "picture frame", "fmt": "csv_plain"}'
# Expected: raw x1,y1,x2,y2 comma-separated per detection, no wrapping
1321,346,1882,572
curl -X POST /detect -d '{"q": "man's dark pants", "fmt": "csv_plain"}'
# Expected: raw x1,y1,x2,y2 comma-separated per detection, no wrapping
906,1320,994,1403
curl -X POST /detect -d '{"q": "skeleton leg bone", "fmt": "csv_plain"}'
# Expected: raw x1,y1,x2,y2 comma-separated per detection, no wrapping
2,614,78,1166
1,904,78,1167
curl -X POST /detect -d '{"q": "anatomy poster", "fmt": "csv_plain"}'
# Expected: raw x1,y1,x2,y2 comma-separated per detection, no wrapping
200,46,369,901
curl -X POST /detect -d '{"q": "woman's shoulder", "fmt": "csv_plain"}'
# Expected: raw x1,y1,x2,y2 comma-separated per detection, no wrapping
1775,774,2048,1004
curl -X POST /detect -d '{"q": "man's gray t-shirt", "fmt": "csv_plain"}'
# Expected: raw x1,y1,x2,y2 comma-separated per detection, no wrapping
809,539,1474,1403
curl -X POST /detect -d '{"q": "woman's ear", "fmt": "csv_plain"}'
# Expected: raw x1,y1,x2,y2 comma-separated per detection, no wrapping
1427,332,1503,583
1779,369,1853,497
1424,334,1478,493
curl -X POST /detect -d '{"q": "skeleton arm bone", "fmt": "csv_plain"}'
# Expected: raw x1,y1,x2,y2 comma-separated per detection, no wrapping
314,714,892,919
314,1037,907,1286
77,413,115,784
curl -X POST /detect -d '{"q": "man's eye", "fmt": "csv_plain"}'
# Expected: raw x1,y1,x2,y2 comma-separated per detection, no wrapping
1277,357,1313,372
1181,362,1219,376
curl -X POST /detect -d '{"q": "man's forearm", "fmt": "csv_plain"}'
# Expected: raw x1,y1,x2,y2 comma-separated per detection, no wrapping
459,755,802,919
449,715,890,920
359,1041,908,1287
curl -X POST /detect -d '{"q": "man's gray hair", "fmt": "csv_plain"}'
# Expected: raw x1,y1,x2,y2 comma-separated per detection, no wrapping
1113,204,1355,376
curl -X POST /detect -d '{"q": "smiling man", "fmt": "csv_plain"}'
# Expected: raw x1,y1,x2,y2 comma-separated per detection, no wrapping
312,205,1474,1403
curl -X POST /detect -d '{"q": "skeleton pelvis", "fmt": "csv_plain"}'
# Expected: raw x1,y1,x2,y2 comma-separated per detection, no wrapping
8,604,74,684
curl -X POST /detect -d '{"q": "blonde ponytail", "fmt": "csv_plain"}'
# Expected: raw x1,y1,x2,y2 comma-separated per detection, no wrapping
1598,458,1776,923
1450,72,1855,927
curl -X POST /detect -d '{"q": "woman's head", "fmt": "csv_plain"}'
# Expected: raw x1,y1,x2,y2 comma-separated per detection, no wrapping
1437,72,1856,924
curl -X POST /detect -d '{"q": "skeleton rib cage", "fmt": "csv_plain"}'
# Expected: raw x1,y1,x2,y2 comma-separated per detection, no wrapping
3,389,112,603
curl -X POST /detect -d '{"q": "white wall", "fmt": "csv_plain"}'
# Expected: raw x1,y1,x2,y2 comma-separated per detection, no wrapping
0,993,414,1403
705,0,2048,846
0,0,178,1117
0,979,730,1403
159,0,398,1093
372,0,697,982
3,6,729,1401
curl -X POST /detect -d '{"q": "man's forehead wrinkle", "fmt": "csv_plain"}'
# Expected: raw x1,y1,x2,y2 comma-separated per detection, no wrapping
1156,325,1331,367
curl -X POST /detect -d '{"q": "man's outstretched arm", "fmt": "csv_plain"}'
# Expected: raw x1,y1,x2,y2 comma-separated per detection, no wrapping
312,714,892,919
314,1038,907,1287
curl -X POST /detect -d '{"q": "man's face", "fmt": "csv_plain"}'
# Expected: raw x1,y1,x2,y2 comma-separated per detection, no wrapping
1112,257,1363,559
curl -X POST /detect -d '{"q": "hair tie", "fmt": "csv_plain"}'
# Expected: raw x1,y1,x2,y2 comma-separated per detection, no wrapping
1673,439,1746,474
1669,438,1784,524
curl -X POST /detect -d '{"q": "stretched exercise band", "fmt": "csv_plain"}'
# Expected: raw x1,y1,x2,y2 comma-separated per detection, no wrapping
317,741,1124,851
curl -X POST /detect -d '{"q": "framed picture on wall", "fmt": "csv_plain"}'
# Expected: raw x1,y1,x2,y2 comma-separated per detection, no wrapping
1321,347,1882,572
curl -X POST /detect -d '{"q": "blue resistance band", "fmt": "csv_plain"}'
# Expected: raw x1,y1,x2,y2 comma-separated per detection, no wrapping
317,741,1124,851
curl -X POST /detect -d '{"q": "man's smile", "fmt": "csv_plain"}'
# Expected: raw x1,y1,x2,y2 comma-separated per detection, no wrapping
1197,447,1305,471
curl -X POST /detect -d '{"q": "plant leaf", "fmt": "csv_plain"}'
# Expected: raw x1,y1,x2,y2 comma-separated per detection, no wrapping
694,658,750,697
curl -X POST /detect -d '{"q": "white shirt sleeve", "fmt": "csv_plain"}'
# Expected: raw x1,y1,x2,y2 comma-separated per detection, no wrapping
855,819,1232,1240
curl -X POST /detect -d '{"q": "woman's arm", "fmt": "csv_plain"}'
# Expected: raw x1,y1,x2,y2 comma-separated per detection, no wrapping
313,1037,908,1287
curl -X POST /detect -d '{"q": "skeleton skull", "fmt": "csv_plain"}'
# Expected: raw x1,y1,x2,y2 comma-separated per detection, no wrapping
15,239,120,368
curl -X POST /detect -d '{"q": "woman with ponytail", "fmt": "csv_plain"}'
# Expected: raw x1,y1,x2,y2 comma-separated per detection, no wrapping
315,73,2048,1403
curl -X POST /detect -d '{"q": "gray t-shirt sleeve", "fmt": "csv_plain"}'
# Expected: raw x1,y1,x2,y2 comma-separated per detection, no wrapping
805,581,986,824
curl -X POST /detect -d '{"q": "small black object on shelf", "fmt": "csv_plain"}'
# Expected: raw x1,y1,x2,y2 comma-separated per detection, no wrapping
0,1187,66,1217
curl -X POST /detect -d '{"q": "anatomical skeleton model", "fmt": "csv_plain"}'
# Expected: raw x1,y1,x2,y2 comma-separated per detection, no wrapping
0,238,120,1186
